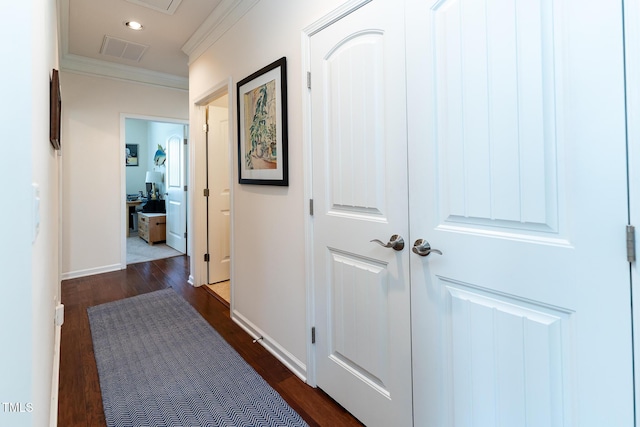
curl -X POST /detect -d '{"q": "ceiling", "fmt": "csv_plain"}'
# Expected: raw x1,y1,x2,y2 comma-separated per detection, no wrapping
59,0,255,89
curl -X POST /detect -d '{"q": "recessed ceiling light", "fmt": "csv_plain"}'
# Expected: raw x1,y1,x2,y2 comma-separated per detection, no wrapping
125,21,143,30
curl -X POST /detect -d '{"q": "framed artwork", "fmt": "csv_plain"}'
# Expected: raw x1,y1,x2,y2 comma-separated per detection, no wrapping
49,69,61,150
237,57,288,185
126,144,139,166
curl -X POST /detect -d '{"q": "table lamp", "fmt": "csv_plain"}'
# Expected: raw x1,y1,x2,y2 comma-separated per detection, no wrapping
145,171,162,199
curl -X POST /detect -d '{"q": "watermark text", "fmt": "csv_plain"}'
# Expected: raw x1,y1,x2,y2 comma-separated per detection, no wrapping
1,402,33,413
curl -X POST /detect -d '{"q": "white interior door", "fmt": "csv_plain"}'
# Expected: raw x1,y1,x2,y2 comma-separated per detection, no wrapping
310,2,412,426
625,0,640,419
207,99,231,284
407,0,634,425
165,132,186,253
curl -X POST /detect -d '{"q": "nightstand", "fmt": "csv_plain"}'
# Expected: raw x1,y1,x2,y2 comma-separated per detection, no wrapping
138,212,166,245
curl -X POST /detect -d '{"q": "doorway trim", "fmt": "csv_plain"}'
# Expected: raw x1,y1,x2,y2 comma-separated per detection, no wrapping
301,0,373,389
623,0,640,419
191,78,234,288
119,113,189,269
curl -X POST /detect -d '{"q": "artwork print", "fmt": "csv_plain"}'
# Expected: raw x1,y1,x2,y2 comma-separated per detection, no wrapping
237,57,288,186
126,144,139,166
243,80,277,170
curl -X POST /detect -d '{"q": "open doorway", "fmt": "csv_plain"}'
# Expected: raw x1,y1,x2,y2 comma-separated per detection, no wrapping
202,93,231,305
123,115,189,265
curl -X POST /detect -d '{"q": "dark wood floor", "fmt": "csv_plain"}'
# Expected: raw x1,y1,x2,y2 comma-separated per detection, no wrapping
58,256,363,426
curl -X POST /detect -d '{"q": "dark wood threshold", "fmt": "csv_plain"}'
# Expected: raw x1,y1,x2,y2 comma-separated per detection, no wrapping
202,283,231,308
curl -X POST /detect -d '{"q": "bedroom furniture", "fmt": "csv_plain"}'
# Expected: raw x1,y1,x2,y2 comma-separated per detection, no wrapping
138,212,166,245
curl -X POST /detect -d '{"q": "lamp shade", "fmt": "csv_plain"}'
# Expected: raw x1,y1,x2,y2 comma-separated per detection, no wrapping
145,171,162,183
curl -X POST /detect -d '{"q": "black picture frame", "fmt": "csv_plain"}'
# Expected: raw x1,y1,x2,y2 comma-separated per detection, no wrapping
237,57,288,186
126,144,139,166
50,69,61,150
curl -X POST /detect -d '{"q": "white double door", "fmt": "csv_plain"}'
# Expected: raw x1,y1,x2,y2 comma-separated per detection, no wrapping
311,0,634,426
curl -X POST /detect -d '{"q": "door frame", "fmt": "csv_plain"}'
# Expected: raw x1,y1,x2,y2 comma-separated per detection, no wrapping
301,0,374,389
624,0,640,421
191,78,234,288
119,113,189,269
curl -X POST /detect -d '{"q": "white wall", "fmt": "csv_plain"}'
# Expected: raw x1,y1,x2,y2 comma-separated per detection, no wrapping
125,119,149,195
188,0,347,377
147,121,184,197
0,0,60,425
61,73,188,278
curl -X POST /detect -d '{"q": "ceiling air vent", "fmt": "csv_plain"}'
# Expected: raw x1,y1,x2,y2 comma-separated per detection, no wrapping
125,0,183,15
100,36,148,62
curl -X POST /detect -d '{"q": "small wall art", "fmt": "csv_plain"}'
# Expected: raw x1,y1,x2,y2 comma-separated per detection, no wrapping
50,69,61,150
154,144,166,166
126,144,139,166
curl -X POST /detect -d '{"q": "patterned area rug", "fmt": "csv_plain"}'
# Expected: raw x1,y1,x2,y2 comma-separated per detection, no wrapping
88,289,308,427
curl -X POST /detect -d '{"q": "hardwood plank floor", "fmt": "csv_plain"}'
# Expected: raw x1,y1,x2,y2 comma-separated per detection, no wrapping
58,256,363,427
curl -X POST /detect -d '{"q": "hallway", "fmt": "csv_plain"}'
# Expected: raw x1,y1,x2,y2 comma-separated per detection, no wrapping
57,256,362,426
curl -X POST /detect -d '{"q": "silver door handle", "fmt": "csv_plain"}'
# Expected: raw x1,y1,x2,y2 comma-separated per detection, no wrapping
412,239,442,257
370,234,405,251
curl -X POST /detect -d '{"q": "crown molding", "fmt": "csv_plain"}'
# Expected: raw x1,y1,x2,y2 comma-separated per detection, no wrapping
302,0,372,37
57,0,256,89
60,54,189,90
58,0,187,90
182,0,260,65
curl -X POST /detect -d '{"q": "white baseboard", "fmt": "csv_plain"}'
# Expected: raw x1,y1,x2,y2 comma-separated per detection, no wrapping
49,321,62,427
61,263,122,280
231,310,307,382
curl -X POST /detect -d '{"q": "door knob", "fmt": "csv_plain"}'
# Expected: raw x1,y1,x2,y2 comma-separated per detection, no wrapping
412,239,442,257
370,234,405,251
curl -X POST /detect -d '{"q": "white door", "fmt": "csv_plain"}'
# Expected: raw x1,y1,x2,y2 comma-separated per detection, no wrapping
625,0,640,418
165,133,186,253
310,2,412,426
407,0,634,425
207,100,231,284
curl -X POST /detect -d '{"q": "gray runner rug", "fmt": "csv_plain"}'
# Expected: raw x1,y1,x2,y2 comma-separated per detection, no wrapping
88,289,308,427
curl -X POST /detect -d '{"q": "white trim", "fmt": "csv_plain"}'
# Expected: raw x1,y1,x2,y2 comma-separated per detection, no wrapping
189,104,207,286
120,114,128,270
119,113,190,272
302,0,372,37
193,80,232,106
300,27,316,388
58,0,188,90
61,54,188,90
624,0,640,421
182,0,260,65
300,0,372,389
61,263,122,280
53,59,63,426
232,310,307,382
191,79,234,287
49,322,62,427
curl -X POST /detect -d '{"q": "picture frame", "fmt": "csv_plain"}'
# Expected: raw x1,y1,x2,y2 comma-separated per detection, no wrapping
237,57,288,185
126,144,139,166
49,69,61,150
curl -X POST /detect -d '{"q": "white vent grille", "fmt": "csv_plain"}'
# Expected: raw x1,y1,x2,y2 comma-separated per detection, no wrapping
125,0,183,15
100,36,148,62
